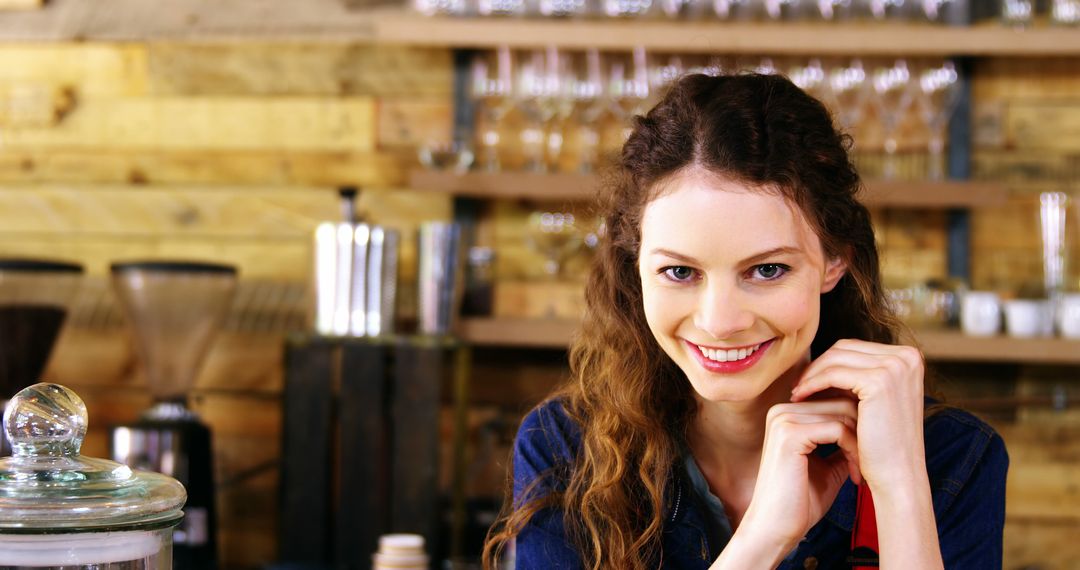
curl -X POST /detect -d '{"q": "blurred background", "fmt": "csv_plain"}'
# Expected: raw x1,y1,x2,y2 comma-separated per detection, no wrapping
0,0,1077,568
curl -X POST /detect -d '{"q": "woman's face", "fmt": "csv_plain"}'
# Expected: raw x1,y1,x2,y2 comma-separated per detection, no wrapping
638,170,846,404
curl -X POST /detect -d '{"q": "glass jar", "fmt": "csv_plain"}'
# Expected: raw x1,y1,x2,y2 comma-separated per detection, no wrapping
0,383,186,569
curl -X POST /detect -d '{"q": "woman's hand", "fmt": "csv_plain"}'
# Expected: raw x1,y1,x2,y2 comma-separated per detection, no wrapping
790,338,927,490
717,398,862,568
789,338,943,570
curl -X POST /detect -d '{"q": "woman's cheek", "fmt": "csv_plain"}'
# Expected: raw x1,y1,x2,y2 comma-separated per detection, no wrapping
771,292,817,334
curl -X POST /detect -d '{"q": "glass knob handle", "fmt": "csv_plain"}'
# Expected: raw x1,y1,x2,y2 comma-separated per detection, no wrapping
3,383,88,457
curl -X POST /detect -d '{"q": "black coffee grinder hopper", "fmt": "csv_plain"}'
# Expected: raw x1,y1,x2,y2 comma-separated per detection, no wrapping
108,261,237,570
0,259,83,458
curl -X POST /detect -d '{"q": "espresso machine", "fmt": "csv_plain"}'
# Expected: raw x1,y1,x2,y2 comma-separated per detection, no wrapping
108,261,238,570
0,259,83,457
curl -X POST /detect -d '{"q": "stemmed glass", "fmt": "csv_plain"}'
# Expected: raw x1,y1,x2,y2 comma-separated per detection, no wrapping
477,0,528,16
914,59,961,180
869,0,908,20
539,0,590,16
471,47,514,172
714,0,759,19
787,58,831,102
921,0,953,21
813,0,852,20
606,47,650,142
662,0,708,17
544,48,580,172
646,52,687,108
527,211,583,278
870,58,914,179
824,58,870,135
603,0,655,16
515,49,561,172
764,0,802,20
570,49,607,173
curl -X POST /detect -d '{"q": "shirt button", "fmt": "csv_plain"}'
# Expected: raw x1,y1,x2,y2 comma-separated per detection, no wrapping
803,557,818,570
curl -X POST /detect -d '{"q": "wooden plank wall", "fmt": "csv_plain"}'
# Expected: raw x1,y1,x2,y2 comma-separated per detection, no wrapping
2,41,1079,568
0,42,453,568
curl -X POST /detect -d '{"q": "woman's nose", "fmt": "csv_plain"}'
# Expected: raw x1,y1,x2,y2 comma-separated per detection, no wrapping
692,281,755,341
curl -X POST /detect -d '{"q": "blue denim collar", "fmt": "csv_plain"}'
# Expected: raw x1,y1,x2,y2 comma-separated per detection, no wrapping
824,478,858,532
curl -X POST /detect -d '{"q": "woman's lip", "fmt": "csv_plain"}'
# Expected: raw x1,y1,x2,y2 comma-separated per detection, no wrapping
692,340,766,351
684,338,775,374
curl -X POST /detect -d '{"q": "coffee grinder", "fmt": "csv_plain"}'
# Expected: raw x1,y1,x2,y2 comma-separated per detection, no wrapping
108,261,238,570
0,259,83,457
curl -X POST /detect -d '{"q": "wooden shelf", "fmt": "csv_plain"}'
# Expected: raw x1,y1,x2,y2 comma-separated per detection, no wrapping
371,11,1080,57
460,318,1080,364
459,317,580,348
410,169,1008,208
917,330,1080,365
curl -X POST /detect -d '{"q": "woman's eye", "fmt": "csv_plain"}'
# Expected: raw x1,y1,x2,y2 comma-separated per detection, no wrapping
662,266,697,282
752,264,789,280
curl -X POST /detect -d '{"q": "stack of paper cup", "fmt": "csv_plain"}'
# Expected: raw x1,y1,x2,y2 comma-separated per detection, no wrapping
373,534,428,570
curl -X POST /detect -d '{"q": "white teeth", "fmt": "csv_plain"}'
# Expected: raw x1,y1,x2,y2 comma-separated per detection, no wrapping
699,342,762,363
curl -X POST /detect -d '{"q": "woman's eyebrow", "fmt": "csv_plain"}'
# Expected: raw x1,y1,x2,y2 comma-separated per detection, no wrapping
648,246,803,266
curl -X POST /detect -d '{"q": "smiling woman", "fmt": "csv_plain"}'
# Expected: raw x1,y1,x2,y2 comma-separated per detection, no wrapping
482,73,1008,570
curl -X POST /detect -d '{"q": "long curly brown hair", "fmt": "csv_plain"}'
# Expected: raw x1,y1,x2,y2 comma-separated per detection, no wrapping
483,72,905,570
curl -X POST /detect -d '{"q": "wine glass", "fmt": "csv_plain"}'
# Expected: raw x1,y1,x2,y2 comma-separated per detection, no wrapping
869,0,909,20
539,0,590,16
787,58,831,103
714,0,760,19
914,59,961,180
1051,0,1080,24
544,48,580,172
646,52,687,108
477,0,528,16
527,211,583,278
921,0,953,21
824,58,870,138
606,47,650,142
662,0,708,18
764,0,803,20
814,0,852,20
570,49,607,173
870,58,915,179
471,47,514,172
514,49,560,173
603,0,655,17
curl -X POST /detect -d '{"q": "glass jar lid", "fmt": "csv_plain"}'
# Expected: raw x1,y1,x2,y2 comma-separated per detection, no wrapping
0,383,186,533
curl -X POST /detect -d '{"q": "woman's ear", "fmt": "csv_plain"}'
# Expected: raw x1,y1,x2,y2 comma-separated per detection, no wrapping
821,256,847,293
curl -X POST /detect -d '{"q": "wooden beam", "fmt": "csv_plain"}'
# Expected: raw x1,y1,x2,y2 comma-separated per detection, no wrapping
371,12,1080,57
0,96,377,152
0,0,43,11
0,150,407,186
408,170,1009,208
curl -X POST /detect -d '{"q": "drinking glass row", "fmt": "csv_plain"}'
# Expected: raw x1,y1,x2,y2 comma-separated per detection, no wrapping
462,47,962,180
414,0,970,21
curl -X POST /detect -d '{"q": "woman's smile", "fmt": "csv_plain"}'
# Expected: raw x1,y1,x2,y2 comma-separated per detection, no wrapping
685,338,776,373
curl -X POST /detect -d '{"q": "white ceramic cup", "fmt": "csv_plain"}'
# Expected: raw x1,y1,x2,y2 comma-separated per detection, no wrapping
961,291,1001,337
1058,294,1080,339
1004,299,1050,338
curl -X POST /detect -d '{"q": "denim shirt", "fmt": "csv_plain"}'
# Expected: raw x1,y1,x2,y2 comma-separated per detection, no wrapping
513,399,1008,569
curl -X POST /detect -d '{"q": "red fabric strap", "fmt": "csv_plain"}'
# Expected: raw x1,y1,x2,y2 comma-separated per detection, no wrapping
850,484,880,568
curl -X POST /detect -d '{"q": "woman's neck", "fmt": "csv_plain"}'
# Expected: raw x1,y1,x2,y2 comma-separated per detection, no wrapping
686,355,810,518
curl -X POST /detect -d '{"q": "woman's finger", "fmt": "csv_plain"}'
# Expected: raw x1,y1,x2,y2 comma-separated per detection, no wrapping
799,343,919,384
767,398,858,422
792,364,922,403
